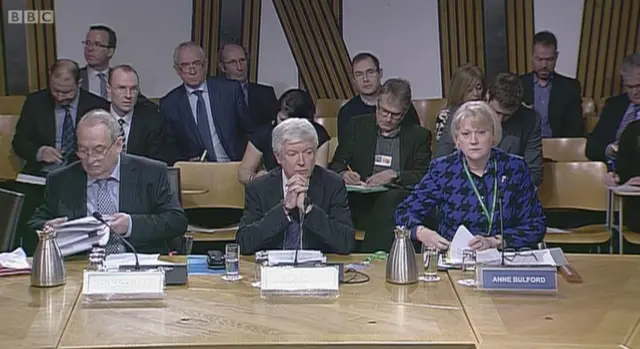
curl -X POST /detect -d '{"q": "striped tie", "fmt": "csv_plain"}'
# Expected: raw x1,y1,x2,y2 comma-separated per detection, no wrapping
96,179,125,255
60,105,75,162
117,118,126,152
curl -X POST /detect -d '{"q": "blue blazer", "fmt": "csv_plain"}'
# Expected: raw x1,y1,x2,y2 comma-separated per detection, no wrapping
159,77,254,161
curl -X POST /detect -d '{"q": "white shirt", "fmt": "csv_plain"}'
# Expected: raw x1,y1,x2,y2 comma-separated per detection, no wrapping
86,66,110,100
184,82,230,161
110,105,134,147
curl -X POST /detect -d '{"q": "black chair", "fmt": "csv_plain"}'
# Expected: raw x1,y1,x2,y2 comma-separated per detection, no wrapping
0,188,25,252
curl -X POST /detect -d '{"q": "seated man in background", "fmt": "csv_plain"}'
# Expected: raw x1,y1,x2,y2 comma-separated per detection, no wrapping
329,78,432,252
238,89,330,184
436,73,543,185
337,52,420,143
236,118,354,255
29,110,188,254
520,31,584,138
395,101,545,250
586,53,640,163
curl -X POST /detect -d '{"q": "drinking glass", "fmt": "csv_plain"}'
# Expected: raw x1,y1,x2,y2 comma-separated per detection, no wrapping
252,251,269,288
222,243,242,281
419,245,440,282
458,248,477,287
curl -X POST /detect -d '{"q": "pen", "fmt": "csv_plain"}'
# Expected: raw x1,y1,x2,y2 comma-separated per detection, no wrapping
199,149,208,162
347,165,354,173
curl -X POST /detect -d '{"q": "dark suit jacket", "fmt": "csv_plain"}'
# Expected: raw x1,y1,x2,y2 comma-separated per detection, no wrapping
586,93,631,162
329,114,432,187
12,89,109,176
79,66,155,109
159,76,254,161
248,82,279,127
28,154,188,253
614,119,640,231
520,72,584,137
116,103,181,165
236,166,355,255
435,105,543,185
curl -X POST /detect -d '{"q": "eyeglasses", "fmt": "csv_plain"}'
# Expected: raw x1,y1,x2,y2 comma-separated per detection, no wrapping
112,86,140,95
354,69,378,81
77,139,117,159
177,60,204,73
82,40,111,49
377,102,405,120
503,248,539,263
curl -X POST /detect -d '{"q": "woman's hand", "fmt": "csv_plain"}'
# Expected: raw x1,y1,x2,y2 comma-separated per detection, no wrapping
468,235,500,251
416,226,451,250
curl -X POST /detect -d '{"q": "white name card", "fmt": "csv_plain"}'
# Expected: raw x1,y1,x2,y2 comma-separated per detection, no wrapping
82,270,165,297
261,265,339,292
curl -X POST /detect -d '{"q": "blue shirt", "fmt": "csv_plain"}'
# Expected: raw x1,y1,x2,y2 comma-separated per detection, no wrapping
394,148,545,249
86,156,132,237
54,92,80,149
533,74,553,138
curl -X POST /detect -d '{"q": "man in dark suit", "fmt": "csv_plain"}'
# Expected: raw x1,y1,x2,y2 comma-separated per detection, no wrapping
29,109,187,254
107,64,179,165
160,41,254,162
519,31,583,138
437,73,543,185
218,43,279,127
586,53,640,163
330,78,432,252
237,118,355,255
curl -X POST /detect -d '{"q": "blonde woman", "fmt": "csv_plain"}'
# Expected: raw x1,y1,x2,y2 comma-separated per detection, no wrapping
434,64,485,141
395,101,544,251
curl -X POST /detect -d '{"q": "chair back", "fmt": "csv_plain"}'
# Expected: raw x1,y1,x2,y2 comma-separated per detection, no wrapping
315,99,346,118
328,137,338,161
174,161,244,210
0,96,26,115
0,188,24,252
0,115,24,180
542,138,588,162
167,167,182,205
411,98,448,131
538,162,608,211
315,116,338,138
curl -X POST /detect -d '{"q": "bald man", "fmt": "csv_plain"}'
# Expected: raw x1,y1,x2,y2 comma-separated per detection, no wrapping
218,43,279,127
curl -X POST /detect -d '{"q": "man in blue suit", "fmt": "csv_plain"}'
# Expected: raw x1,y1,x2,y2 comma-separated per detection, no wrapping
160,41,254,162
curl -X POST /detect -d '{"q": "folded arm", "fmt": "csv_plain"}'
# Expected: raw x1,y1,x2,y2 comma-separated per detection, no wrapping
236,187,291,254
394,167,441,240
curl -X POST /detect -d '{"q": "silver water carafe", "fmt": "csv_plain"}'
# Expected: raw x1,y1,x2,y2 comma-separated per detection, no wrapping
31,226,66,287
386,226,418,284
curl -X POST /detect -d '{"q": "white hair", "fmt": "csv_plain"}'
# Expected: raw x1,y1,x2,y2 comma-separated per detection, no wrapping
272,118,318,155
621,53,640,77
173,41,206,66
77,109,121,142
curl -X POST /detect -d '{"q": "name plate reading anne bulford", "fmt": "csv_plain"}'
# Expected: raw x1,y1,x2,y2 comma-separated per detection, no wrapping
476,265,557,292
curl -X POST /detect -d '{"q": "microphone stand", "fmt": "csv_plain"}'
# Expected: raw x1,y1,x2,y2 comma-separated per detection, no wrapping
92,212,140,270
499,196,506,266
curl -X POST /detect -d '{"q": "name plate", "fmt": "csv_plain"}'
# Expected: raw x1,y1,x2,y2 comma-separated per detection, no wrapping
82,269,165,301
260,265,339,298
476,265,557,292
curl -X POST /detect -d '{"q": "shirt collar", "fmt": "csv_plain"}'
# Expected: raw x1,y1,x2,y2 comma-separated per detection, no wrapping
378,125,401,138
184,81,208,95
87,155,121,187
459,147,497,175
533,73,554,86
56,90,80,110
87,66,109,79
110,105,134,124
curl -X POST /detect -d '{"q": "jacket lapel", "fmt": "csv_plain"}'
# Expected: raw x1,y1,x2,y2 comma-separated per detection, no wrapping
521,73,534,107
207,78,223,131
308,166,324,206
363,117,377,176
127,108,143,153
547,78,560,133
79,67,89,90
67,164,87,219
178,86,204,147
118,155,139,212
399,129,412,170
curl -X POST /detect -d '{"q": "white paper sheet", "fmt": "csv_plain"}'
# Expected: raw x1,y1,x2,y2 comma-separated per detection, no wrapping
447,225,474,264
104,253,174,268
266,250,326,265
0,248,30,269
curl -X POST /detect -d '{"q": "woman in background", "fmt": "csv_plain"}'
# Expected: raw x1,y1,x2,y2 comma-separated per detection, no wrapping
238,89,330,184
434,64,485,141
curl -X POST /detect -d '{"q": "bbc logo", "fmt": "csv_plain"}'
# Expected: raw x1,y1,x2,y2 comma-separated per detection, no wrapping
7,10,55,24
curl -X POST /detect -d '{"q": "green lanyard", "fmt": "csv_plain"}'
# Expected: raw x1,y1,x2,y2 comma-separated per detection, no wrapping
462,158,498,235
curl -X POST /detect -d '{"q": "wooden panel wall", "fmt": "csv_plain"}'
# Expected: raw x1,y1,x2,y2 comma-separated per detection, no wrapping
25,0,57,92
437,0,485,97
577,0,640,100
273,0,354,100
192,0,222,77
242,0,262,83
505,0,534,75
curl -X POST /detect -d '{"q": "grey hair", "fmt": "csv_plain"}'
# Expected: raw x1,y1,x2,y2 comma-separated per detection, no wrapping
272,118,319,155
173,41,206,66
451,101,502,147
621,53,640,77
77,109,121,143
378,78,413,110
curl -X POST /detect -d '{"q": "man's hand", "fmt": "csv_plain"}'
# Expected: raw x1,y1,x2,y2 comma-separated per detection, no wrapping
468,235,499,251
625,176,640,186
342,171,362,185
105,213,131,235
606,143,618,158
365,169,397,187
283,175,308,213
416,226,450,250
38,146,63,164
44,217,68,228
604,172,620,187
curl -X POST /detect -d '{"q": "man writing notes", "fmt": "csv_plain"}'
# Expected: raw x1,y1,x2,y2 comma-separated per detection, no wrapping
236,118,355,255
29,110,188,254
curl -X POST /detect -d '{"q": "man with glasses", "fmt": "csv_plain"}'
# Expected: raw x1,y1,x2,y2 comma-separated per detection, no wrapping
106,64,179,165
29,109,188,254
160,41,254,162
78,25,116,100
337,52,420,143
436,73,543,185
218,43,279,128
329,78,432,252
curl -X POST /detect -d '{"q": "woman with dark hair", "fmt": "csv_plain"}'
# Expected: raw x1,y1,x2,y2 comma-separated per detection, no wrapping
238,89,330,184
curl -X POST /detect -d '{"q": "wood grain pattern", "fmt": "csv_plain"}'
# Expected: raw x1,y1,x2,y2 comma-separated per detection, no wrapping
242,0,261,83
192,0,222,77
57,255,476,348
24,0,57,92
451,255,640,348
505,0,534,75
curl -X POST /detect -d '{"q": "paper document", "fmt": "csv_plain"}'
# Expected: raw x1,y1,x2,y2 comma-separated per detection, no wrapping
187,224,238,234
104,253,174,269
16,173,46,186
346,184,388,193
54,216,110,257
266,250,326,265
447,225,475,264
0,248,30,269
611,184,640,194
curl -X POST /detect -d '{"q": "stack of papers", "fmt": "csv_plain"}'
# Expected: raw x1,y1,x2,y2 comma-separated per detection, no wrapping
0,248,31,276
346,184,388,193
266,250,326,265
55,217,110,257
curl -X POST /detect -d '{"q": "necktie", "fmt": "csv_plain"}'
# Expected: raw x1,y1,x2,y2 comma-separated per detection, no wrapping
616,104,640,140
98,73,108,99
193,90,216,161
283,210,301,249
118,118,127,152
60,105,75,162
242,83,249,106
96,179,125,254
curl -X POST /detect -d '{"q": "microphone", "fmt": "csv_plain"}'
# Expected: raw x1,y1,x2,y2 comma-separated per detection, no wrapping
293,196,310,267
92,212,140,270
498,176,507,266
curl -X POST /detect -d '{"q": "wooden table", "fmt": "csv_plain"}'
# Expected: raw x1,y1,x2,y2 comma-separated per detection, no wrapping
56,255,476,349
451,255,640,348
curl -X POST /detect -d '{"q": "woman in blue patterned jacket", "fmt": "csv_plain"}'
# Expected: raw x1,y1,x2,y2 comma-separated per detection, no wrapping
395,101,545,251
